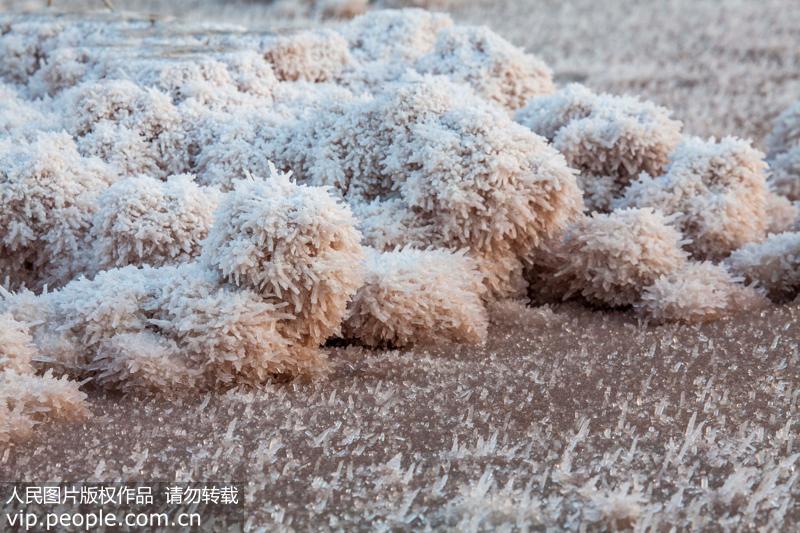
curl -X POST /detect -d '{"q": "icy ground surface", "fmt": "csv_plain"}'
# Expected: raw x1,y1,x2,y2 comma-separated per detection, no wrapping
5,302,800,529
2,0,800,530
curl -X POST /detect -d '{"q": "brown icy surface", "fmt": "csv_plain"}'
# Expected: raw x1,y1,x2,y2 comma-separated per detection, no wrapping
449,0,800,144
3,0,800,530
4,302,800,529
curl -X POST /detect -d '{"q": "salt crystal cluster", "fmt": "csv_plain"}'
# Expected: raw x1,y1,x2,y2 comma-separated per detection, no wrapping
339,9,452,63
1,168,364,394
266,75,582,298
769,149,800,203
727,232,800,302
617,137,770,261
0,132,117,291
516,84,683,211
0,7,798,443
58,79,183,178
765,191,799,235
0,312,87,444
523,134,789,316
263,30,352,83
90,175,221,272
344,248,488,347
201,167,365,349
0,11,578,446
556,208,688,307
0,82,53,137
415,25,555,110
638,262,767,323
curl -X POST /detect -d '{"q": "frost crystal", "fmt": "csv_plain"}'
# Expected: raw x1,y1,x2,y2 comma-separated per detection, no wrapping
0,132,117,290
344,248,488,347
556,208,688,306
618,136,770,260
769,146,800,202
270,75,582,296
1,167,364,391
91,175,221,271
416,25,554,110
727,231,800,302
517,84,682,189
639,261,767,323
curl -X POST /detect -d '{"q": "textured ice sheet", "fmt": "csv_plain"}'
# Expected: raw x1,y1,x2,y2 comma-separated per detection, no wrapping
4,302,799,529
